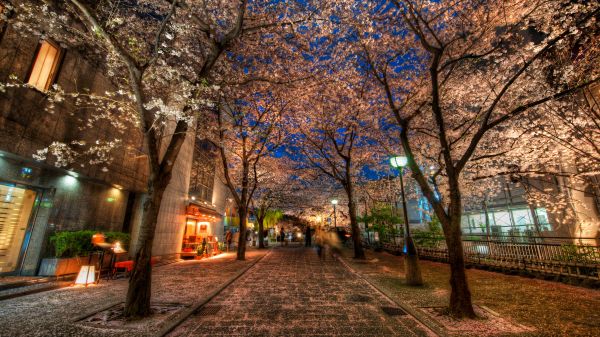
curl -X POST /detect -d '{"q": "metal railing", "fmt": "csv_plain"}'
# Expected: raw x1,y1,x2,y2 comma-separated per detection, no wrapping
363,233,600,280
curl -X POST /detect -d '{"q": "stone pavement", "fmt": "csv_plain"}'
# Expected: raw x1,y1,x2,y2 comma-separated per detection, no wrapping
168,246,433,337
0,250,267,337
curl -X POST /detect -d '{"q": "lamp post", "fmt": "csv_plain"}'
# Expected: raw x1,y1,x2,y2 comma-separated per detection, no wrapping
331,199,338,228
390,155,423,286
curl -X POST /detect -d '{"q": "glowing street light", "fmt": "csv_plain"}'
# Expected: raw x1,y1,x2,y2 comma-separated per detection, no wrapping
389,156,408,168
389,155,423,286
331,199,338,228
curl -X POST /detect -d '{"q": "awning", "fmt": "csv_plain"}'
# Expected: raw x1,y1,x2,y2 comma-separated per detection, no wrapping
186,202,222,219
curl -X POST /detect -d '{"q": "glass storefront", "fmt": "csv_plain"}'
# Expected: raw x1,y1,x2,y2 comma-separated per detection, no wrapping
0,184,36,273
461,207,551,236
181,203,221,258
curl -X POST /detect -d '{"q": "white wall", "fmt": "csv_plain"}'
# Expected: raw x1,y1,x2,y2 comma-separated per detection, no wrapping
129,124,195,259
211,175,230,241
152,128,195,257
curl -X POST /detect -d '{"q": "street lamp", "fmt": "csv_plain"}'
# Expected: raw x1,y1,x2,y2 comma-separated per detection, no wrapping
390,155,423,286
331,199,338,228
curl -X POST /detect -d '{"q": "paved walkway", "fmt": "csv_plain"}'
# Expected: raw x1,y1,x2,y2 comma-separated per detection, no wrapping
168,246,432,337
0,250,267,337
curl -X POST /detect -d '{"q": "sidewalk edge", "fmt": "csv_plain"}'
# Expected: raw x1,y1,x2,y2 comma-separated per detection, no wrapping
337,255,448,337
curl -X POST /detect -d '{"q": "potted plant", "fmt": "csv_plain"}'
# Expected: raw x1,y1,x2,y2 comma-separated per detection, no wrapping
39,230,130,276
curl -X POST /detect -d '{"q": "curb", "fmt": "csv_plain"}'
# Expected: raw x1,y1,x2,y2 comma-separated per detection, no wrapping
155,250,271,337
0,281,71,301
336,255,447,337
0,273,76,291
70,256,192,322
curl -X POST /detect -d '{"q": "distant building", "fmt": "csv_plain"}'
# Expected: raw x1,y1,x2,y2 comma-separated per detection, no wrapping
181,138,231,253
361,171,599,244
461,83,600,244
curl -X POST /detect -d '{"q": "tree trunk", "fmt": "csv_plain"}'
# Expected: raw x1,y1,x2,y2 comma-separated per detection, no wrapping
399,120,475,316
257,214,265,249
443,191,476,318
445,219,476,318
237,206,247,260
346,185,365,259
123,174,169,318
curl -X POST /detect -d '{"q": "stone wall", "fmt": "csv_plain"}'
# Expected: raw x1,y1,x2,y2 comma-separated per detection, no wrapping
0,12,149,274
0,21,147,192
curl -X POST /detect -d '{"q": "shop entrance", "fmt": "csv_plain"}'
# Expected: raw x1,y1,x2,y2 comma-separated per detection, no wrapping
0,185,36,273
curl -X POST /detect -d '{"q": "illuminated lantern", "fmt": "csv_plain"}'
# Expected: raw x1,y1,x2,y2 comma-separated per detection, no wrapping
112,241,126,254
74,265,96,286
91,232,106,245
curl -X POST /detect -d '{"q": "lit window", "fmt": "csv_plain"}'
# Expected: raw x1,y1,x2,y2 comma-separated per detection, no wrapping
27,41,61,92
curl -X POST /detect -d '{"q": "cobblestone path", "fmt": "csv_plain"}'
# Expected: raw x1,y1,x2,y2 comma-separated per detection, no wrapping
169,246,433,337
0,250,267,337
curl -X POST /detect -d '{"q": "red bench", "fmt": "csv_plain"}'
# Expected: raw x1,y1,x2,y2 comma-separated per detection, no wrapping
113,257,158,276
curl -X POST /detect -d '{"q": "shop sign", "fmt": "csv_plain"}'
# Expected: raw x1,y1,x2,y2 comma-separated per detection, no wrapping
186,204,219,219
186,204,203,217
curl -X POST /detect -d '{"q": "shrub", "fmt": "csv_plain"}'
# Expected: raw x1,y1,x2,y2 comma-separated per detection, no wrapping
105,231,130,248
557,244,597,264
413,216,444,248
50,230,130,258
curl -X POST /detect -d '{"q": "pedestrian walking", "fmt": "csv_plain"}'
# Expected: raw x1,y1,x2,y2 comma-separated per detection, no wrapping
316,229,341,261
325,230,342,259
315,227,323,259
225,230,232,252
200,237,207,257
280,229,286,246
305,225,312,247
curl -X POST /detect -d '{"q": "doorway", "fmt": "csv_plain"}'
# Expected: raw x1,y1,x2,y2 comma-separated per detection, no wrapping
0,184,36,273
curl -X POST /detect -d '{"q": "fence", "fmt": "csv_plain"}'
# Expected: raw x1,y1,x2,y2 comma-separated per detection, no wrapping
364,233,600,281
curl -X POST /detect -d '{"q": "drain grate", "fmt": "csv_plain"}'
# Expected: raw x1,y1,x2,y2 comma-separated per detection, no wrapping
381,306,407,316
194,305,222,316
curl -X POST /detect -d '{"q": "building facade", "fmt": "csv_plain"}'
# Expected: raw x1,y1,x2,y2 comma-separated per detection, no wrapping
0,2,196,274
180,138,231,256
361,172,599,245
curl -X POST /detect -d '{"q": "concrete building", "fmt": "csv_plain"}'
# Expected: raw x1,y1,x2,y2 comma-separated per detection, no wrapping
179,138,231,256
361,172,599,244
461,84,600,244
0,3,196,274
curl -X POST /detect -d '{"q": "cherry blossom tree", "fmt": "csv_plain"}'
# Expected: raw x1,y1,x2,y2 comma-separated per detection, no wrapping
251,157,297,248
210,86,287,260
288,80,385,259
8,0,322,317
344,0,600,317
9,0,202,317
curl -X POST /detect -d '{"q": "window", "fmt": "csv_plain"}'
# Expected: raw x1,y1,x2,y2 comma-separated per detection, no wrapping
512,209,532,227
189,139,217,203
534,208,549,224
492,211,512,228
27,40,61,92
